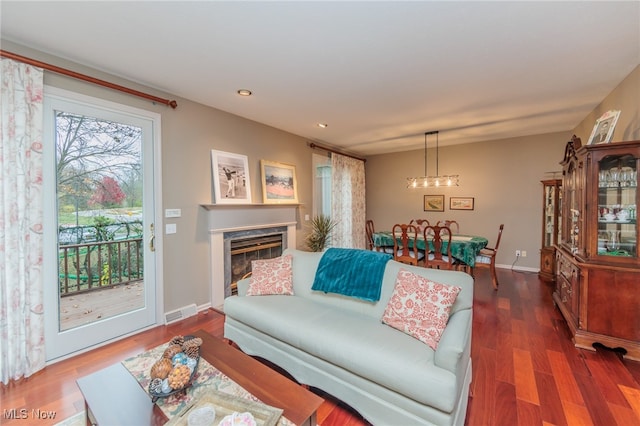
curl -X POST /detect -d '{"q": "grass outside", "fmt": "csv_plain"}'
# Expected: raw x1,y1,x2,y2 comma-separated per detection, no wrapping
58,207,143,226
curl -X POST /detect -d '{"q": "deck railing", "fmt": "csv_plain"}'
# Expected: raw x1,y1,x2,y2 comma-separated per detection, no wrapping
59,236,143,296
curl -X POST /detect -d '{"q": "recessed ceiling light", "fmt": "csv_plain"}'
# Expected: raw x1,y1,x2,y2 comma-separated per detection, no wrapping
317,123,328,128
237,89,252,96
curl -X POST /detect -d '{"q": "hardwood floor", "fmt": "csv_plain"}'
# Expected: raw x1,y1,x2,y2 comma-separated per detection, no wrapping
2,268,639,425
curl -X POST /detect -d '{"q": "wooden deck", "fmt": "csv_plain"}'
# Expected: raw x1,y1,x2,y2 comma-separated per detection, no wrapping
59,281,144,330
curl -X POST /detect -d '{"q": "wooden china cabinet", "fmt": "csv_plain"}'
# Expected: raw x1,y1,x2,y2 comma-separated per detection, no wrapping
555,136,640,361
539,178,562,282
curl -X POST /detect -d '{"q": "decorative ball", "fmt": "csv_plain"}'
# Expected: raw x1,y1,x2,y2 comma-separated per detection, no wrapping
149,378,164,394
161,378,172,393
172,352,188,366
186,357,197,371
163,344,182,359
168,364,191,389
150,358,173,380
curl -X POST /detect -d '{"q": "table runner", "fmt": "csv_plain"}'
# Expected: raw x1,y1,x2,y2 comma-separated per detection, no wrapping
122,342,294,426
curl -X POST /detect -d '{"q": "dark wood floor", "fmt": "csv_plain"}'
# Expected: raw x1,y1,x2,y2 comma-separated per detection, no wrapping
2,268,640,425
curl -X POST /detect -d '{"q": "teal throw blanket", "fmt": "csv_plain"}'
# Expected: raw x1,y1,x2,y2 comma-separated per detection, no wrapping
311,248,392,302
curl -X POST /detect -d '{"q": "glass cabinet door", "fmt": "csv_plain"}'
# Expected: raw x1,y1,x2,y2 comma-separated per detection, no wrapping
596,154,637,258
563,159,582,254
544,184,556,247
557,189,563,246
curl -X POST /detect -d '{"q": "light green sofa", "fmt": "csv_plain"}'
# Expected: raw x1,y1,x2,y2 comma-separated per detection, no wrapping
223,248,473,425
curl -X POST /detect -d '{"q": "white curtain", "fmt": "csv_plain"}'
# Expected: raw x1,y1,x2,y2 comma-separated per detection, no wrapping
0,58,45,384
331,153,366,249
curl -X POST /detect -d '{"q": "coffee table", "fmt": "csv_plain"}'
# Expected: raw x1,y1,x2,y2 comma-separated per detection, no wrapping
76,329,323,425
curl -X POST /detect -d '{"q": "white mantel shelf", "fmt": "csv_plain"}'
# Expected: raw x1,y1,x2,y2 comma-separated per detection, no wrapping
200,203,302,210
209,222,297,234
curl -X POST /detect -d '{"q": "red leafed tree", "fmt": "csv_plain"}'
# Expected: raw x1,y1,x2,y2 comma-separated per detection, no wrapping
89,176,126,208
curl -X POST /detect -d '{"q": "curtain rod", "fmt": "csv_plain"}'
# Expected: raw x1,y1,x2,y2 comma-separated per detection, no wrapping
1,50,178,109
309,142,366,162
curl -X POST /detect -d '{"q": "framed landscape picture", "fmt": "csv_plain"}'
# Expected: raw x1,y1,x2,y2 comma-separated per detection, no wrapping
450,197,474,210
211,150,251,204
260,160,299,204
587,110,621,145
424,195,445,212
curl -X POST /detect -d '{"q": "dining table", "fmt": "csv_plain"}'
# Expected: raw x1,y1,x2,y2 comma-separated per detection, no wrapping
372,231,489,267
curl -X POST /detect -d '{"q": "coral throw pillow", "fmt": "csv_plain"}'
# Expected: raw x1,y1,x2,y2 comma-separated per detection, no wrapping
382,268,461,350
246,254,294,296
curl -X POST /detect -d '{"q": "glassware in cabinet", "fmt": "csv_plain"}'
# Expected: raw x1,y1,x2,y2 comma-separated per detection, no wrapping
596,154,637,258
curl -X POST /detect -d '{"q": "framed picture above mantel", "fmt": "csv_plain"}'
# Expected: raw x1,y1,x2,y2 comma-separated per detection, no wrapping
211,150,251,204
260,160,299,204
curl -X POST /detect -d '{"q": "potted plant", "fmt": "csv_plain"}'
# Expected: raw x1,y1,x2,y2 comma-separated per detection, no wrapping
305,214,337,252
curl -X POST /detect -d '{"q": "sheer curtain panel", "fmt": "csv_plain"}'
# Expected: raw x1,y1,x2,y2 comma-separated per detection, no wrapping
331,153,366,249
0,58,45,384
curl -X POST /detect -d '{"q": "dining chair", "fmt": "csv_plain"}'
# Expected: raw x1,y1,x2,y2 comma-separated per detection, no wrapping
409,219,430,233
472,224,504,290
366,219,394,253
409,219,431,259
392,223,424,265
365,219,375,250
423,225,455,270
437,220,460,234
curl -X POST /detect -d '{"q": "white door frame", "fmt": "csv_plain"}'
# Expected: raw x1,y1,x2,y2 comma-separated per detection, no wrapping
42,86,164,362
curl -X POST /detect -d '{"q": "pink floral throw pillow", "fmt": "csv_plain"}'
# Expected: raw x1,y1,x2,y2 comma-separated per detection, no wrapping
246,254,294,296
382,268,461,350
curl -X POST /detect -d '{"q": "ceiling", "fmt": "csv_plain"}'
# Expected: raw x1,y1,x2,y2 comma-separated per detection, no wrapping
2,1,639,156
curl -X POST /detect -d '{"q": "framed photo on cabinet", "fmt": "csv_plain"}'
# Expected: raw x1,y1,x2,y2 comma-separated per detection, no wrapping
587,110,621,145
211,150,251,204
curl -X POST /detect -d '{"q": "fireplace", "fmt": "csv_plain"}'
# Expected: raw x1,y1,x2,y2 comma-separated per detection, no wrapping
225,228,285,296
202,203,298,309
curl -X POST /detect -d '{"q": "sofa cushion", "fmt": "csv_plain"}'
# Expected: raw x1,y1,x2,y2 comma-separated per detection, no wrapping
382,268,461,350
246,254,293,296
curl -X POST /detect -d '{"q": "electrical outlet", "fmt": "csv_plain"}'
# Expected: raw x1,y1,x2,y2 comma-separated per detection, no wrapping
522,250,527,257
515,250,521,257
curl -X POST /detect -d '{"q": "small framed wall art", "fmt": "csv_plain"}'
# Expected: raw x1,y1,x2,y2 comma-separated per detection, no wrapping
211,150,251,204
450,197,475,211
587,110,621,145
424,195,445,212
260,160,299,204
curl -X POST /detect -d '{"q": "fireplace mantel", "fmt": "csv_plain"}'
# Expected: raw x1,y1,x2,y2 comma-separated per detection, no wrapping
200,203,302,210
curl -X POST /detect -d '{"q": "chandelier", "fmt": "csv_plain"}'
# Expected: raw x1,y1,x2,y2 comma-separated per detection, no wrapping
407,131,459,188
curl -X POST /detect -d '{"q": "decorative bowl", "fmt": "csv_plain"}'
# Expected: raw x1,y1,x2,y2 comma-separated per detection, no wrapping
149,335,201,403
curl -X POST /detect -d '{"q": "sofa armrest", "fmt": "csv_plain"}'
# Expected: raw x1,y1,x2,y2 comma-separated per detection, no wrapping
434,308,472,374
236,277,250,296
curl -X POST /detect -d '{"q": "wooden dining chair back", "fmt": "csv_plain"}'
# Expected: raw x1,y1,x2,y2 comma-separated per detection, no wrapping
366,219,393,254
437,220,460,234
474,224,504,290
423,225,455,270
365,219,375,250
392,224,423,266
410,219,430,233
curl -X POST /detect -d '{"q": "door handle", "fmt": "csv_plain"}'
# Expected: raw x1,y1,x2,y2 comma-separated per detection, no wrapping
149,223,155,252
